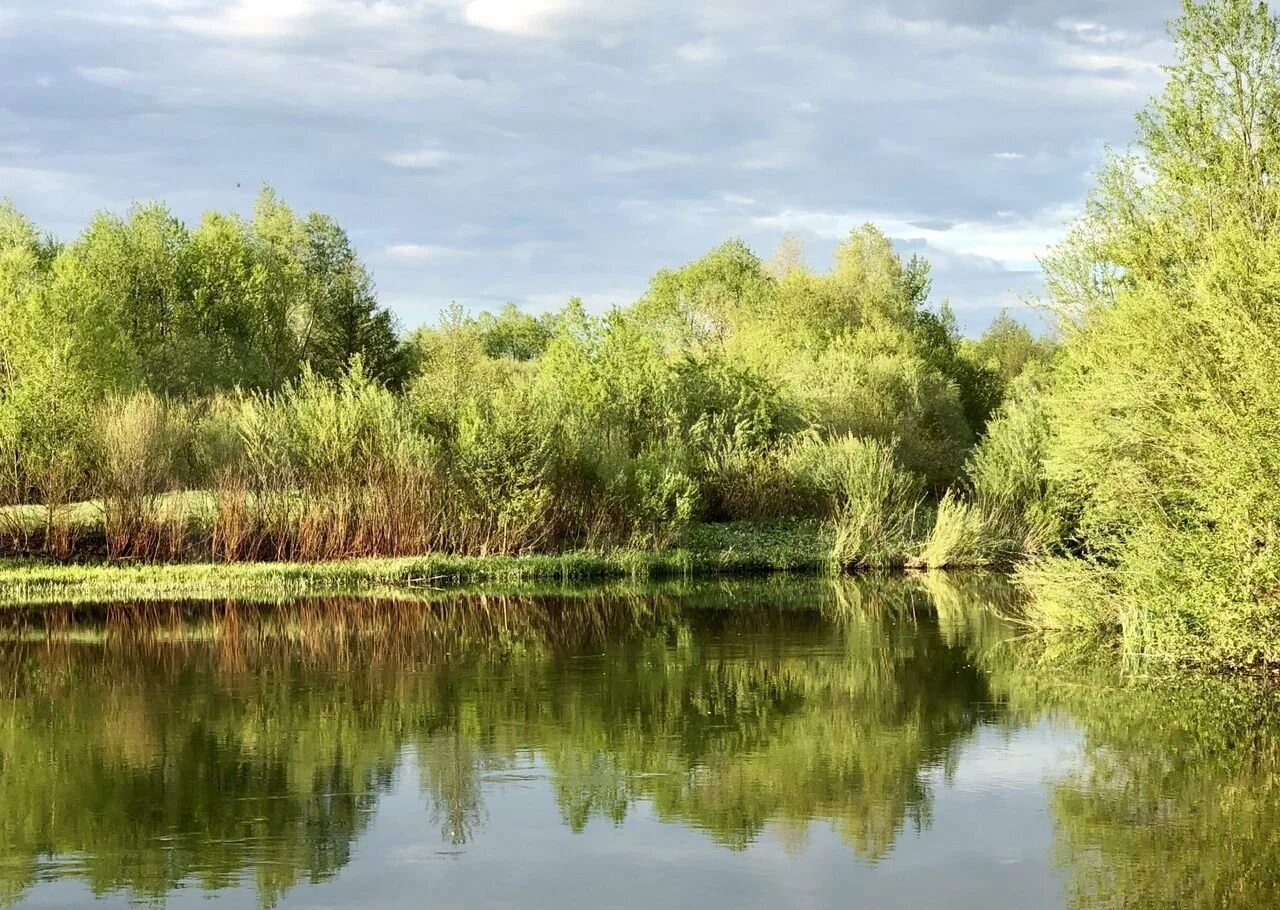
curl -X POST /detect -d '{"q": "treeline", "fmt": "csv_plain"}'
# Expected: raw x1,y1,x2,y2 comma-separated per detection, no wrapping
0,193,1049,565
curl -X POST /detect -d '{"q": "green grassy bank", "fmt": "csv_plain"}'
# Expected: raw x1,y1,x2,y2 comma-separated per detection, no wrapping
0,521,834,606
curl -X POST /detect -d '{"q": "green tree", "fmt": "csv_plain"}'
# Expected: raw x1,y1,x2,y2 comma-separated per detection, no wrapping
1031,0,1280,663
962,311,1053,386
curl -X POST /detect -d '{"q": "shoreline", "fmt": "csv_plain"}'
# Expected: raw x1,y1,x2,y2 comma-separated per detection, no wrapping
0,522,835,606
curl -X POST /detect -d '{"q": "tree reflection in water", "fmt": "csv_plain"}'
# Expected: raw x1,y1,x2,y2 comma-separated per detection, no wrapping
0,575,1276,909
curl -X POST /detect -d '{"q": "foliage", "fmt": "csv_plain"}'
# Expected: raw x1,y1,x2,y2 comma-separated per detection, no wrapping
916,493,996,569
8,188,403,399
825,437,924,569
960,310,1055,389
0,185,1046,565
1024,0,1280,665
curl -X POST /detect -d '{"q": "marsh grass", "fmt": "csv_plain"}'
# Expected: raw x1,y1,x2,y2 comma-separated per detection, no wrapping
824,438,924,570
0,361,1012,588
916,493,993,569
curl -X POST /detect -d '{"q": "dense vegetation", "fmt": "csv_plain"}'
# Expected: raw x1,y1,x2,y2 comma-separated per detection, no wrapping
1008,0,1280,667
0,188,1046,570
11,0,1280,667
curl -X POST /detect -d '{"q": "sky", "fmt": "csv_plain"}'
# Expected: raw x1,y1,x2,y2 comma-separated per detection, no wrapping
0,0,1175,333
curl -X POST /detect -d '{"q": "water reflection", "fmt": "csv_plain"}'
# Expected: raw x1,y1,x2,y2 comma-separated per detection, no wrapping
0,575,1276,909
989,654,1280,909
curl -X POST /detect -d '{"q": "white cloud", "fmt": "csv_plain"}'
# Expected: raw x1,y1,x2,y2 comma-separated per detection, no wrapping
381,242,469,262
72,49,486,112
1056,48,1162,77
860,8,1003,49
170,0,315,38
462,0,579,37
386,147,454,168
0,167,122,230
5,0,1173,331
1056,19,1135,46
162,0,416,39
753,204,1081,271
676,39,723,64
736,156,788,172
592,148,700,174
1045,22,1170,97
77,65,139,87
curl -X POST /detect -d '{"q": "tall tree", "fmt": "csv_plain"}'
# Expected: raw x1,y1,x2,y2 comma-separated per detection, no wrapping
1035,0,1280,663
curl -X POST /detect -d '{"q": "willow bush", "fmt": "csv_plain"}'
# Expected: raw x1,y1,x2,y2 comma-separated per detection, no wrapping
1011,0,1280,666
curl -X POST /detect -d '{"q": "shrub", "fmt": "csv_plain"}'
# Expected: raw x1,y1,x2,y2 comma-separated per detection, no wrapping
620,446,700,548
452,381,558,554
789,327,972,489
94,392,194,560
916,493,994,569
824,437,924,570
962,364,1059,560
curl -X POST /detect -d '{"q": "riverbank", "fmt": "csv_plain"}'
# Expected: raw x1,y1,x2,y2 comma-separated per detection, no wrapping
0,521,834,606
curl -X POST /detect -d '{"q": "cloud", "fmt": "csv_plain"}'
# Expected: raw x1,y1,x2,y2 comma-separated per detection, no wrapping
462,0,580,37
1055,48,1162,78
859,8,1004,48
157,0,418,40
76,65,139,87
386,147,454,168
675,40,723,64
3,0,1175,332
168,0,317,39
592,148,700,174
0,167,122,233
753,204,1080,271
1056,18,1136,46
71,48,486,113
380,242,470,262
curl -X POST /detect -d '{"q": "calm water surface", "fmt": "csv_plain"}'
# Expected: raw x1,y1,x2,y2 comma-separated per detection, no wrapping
0,574,1276,908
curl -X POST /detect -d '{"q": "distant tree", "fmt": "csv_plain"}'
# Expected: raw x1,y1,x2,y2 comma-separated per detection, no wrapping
962,311,1054,385
765,232,808,278
476,302,555,361
298,212,404,386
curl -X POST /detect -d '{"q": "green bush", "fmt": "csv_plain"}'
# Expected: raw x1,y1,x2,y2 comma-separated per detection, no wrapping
1,184,1047,566
1021,0,1280,665
824,437,924,570
917,493,993,569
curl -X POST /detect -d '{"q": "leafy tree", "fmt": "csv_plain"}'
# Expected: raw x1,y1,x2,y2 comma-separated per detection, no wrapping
1031,0,1280,663
475,302,555,361
254,191,404,386
962,311,1054,386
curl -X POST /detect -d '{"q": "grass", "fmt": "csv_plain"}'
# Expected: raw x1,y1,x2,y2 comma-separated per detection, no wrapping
0,520,834,607
915,493,998,569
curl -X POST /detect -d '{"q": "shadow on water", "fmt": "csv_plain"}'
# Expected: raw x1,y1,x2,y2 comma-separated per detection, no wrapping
0,573,1277,908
